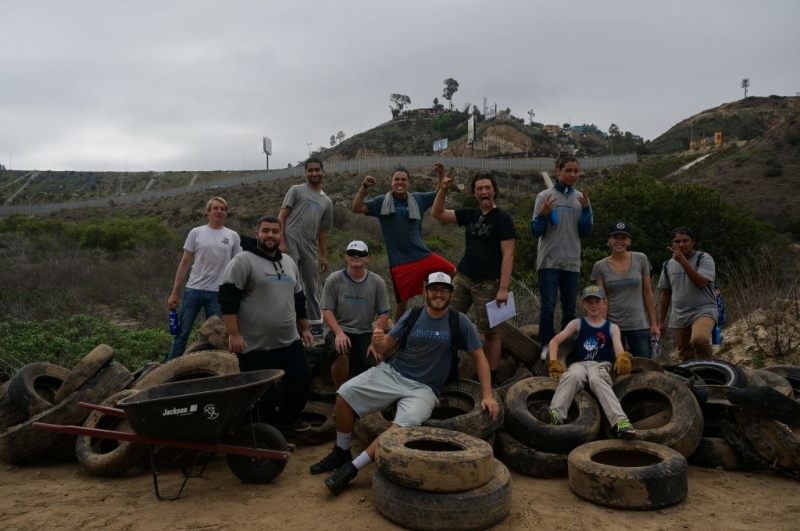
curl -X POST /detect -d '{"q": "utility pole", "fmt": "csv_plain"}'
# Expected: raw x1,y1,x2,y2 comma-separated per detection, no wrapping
241,151,245,171
306,143,313,156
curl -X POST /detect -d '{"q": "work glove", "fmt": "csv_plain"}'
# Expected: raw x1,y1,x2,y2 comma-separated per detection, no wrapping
614,351,633,375
548,360,564,379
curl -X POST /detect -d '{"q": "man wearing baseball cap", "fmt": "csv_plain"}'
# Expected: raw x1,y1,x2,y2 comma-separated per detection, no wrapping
310,271,499,495
321,240,391,390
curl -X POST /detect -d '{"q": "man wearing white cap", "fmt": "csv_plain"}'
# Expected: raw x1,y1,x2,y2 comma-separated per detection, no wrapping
310,271,499,496
321,240,391,390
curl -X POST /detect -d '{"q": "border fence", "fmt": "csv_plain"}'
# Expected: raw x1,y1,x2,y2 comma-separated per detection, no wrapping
0,153,636,217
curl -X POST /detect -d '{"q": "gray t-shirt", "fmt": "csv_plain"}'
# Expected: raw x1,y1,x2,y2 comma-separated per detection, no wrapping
220,251,302,351
591,252,652,331
532,188,587,272
388,309,482,396
364,192,436,267
281,184,334,259
657,251,718,327
321,269,390,334
184,225,241,291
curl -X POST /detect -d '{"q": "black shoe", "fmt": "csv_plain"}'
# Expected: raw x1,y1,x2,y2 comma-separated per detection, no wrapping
310,445,352,475
325,462,358,495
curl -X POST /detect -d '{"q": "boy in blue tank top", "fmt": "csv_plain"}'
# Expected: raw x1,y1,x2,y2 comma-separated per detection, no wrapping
538,285,636,439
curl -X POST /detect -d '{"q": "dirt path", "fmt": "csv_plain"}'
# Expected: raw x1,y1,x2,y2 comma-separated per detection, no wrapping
1,443,798,531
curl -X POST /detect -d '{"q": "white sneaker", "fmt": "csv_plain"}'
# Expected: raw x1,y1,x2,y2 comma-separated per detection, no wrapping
540,345,550,361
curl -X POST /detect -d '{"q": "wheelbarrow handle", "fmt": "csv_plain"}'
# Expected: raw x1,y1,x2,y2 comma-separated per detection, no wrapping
78,401,126,418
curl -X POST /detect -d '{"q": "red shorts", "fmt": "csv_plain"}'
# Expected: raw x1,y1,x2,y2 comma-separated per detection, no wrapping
390,254,456,303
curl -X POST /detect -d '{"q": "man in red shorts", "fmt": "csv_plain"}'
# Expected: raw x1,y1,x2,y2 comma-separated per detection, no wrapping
352,164,455,322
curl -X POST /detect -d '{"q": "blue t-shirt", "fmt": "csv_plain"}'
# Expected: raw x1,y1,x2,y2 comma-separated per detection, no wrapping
364,192,436,267
573,318,615,364
388,309,482,395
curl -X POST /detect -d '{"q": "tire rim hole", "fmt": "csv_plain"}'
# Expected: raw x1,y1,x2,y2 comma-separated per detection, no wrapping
591,449,662,467
405,440,463,452
620,389,671,426
299,412,326,427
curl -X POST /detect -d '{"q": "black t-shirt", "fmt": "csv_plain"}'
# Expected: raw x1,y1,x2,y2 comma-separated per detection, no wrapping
454,207,517,280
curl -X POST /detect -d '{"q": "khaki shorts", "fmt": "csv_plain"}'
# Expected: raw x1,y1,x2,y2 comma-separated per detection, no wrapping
337,363,437,427
450,273,499,334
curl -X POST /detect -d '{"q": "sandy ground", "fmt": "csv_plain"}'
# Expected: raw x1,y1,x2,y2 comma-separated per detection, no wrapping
1,441,798,531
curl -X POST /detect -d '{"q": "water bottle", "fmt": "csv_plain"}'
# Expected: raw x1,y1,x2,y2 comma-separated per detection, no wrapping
169,310,178,336
649,334,662,360
712,325,722,345
549,208,560,226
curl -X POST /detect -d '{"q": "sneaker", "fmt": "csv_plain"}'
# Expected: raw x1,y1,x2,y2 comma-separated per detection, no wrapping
310,444,353,475
310,324,324,338
540,345,550,361
536,406,563,426
325,462,358,495
615,419,636,440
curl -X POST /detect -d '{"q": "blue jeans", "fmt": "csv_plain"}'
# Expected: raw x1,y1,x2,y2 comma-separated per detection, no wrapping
621,328,651,359
538,269,580,346
167,288,222,360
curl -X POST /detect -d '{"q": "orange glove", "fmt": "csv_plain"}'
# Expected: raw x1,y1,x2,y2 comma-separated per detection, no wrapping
548,360,564,379
614,351,633,375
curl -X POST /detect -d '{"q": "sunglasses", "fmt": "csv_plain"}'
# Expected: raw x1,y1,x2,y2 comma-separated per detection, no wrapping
346,250,368,258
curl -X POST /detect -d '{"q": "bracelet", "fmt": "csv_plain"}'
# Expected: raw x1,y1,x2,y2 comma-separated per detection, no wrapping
361,183,368,189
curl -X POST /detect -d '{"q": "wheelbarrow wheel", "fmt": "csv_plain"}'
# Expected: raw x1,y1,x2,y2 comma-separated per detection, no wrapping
226,422,288,484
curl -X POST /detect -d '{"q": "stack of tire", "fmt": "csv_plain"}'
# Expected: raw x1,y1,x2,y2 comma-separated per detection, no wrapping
372,426,512,531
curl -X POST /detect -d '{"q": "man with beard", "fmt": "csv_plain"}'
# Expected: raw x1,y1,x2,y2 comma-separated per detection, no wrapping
352,164,455,323
310,272,500,495
167,196,241,360
432,172,516,385
219,216,314,432
279,156,334,337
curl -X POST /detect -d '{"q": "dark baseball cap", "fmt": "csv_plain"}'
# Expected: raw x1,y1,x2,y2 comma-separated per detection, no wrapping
581,285,607,300
609,221,632,237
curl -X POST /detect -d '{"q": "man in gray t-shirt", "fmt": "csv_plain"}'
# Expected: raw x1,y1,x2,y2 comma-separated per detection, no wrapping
279,156,334,337
657,227,718,360
321,240,390,389
310,272,500,496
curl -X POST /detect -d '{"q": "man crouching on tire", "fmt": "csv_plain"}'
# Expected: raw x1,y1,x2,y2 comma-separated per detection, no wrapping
310,272,500,495
537,285,636,439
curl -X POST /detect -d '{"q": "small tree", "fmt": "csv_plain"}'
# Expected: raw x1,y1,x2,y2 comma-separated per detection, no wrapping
330,135,336,147
741,78,750,98
442,78,459,111
390,93,411,119
336,131,346,144
527,110,536,125
609,123,621,138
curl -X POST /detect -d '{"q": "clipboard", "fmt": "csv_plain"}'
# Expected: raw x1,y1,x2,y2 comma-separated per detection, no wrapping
486,292,516,328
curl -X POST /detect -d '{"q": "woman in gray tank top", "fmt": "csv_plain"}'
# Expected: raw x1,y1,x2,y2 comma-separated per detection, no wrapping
590,221,659,358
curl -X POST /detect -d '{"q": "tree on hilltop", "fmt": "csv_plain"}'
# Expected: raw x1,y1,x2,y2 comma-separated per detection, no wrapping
330,135,336,147
336,131,346,144
389,93,411,119
442,78,459,111
741,78,750,98
527,110,536,125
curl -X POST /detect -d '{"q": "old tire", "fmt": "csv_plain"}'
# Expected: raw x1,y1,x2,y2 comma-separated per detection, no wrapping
0,362,133,464
226,422,288,484
132,351,239,389
496,321,537,366
55,344,115,403
611,372,704,458
722,408,800,478
458,350,477,380
504,377,601,453
677,359,747,388
183,340,215,354
75,389,147,476
495,367,532,401
762,366,800,398
372,459,512,531
755,369,795,398
375,426,494,492
726,385,800,427
0,381,28,430
8,362,71,416
494,430,567,478
287,401,335,446
742,367,765,387
130,362,161,386
688,437,754,471
568,439,688,510
308,372,336,404
423,379,504,439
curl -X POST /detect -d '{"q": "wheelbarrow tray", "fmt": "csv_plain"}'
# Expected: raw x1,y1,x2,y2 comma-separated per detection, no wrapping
117,369,284,442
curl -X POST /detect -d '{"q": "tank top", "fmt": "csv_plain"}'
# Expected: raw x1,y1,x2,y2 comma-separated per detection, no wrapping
574,318,614,364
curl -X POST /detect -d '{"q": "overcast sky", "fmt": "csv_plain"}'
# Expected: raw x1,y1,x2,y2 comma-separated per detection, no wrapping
1,1,798,172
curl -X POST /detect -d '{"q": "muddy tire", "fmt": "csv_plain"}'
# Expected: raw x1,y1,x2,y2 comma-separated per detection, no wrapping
375,426,494,492
762,366,800,398
611,372,704,458
0,381,28,430
458,350,477,380
688,437,754,471
494,430,567,478
423,379,504,439
726,385,800,427
308,372,336,404
130,362,161,386
75,389,146,476
372,459,512,531
54,344,115,403
742,368,765,387
505,377,601,453
131,351,239,390
0,362,133,464
677,359,747,388
183,340,215,354
225,423,288,484
496,321,537,366
721,408,800,478
286,401,336,446
8,363,71,416
495,367,532,401
197,315,228,350
755,369,795,398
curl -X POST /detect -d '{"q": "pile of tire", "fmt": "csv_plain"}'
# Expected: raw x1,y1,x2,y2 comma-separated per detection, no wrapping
372,426,512,531
495,377,601,479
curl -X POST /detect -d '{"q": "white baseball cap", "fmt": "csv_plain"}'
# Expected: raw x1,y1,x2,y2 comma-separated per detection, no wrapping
425,272,453,289
346,240,369,253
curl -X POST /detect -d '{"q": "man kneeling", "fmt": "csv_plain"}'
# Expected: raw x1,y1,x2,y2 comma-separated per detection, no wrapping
310,272,500,495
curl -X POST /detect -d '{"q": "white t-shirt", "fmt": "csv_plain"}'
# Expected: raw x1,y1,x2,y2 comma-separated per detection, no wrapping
184,225,242,291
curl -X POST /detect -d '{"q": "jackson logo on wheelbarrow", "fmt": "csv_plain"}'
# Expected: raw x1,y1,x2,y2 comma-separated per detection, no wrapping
162,404,198,417
204,404,220,420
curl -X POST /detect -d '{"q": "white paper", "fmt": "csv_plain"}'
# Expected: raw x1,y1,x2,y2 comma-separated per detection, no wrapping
486,292,516,328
